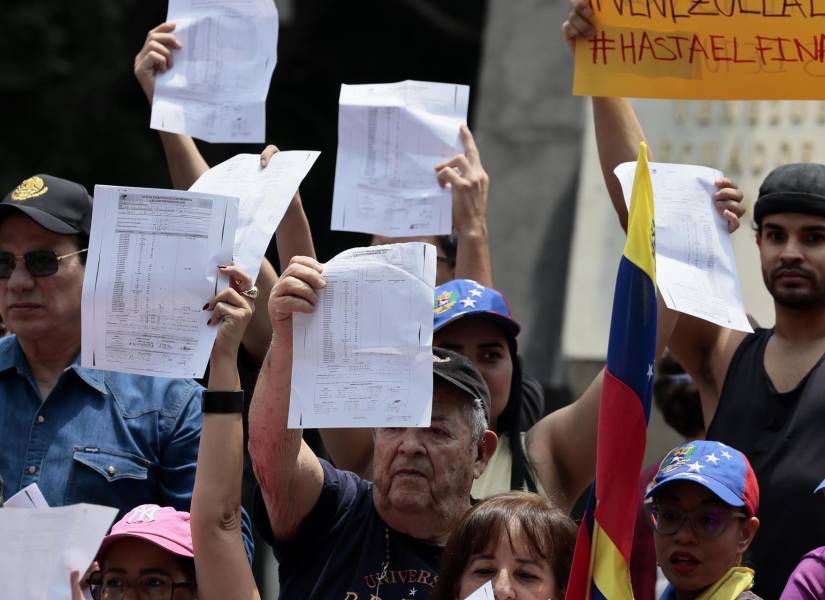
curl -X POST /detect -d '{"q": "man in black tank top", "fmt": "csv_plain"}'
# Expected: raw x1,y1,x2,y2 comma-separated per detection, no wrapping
665,163,825,599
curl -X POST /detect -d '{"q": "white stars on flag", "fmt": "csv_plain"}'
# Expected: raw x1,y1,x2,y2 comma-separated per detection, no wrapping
705,453,720,466
460,298,477,308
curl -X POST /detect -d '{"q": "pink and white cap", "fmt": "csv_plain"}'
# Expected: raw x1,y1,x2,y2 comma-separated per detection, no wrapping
97,504,193,559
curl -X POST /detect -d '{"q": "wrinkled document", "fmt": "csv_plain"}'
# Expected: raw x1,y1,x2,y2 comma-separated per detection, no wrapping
290,243,437,428
331,80,470,237
464,581,495,600
5,482,49,508
615,162,752,333
150,0,278,143
82,185,238,378
0,503,117,600
190,151,319,281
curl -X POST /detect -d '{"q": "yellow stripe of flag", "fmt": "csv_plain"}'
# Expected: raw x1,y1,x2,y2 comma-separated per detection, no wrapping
591,522,635,600
623,142,656,286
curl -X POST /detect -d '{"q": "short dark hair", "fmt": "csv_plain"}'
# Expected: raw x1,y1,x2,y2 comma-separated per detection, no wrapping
430,492,577,600
73,233,88,265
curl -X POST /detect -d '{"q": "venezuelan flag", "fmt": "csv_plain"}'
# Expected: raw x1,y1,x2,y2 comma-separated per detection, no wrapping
566,142,657,600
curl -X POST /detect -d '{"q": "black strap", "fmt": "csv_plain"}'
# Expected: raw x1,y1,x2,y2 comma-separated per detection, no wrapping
202,390,244,414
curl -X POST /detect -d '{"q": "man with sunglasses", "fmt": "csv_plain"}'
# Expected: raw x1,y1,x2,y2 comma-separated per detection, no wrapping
0,175,253,552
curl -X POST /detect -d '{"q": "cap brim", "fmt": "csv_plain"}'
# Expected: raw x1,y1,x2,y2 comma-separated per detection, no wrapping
816,479,825,494
435,310,520,338
433,370,481,402
96,531,194,561
646,473,747,510
0,204,80,235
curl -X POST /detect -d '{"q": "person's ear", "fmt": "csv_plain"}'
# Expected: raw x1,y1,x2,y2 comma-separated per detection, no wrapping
473,430,498,478
737,516,760,555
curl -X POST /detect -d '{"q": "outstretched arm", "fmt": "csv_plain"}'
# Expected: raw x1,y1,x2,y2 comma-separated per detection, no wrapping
248,257,326,541
192,267,260,600
134,22,209,190
436,125,493,287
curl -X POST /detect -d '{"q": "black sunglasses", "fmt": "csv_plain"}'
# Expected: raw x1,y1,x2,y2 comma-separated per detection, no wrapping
0,249,87,279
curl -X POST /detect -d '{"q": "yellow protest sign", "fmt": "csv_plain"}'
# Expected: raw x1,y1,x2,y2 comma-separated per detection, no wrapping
573,0,825,99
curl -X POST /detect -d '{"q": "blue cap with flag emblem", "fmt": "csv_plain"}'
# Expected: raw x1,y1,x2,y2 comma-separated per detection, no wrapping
433,279,520,339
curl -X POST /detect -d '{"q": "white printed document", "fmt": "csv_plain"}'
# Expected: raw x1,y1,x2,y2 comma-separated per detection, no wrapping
0,503,118,600
331,80,470,237
464,581,495,600
289,243,437,428
615,162,753,332
190,151,320,281
150,0,278,143
81,185,238,378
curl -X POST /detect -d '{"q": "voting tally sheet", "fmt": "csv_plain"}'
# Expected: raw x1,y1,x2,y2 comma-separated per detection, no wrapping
150,0,278,143
190,151,320,282
331,80,470,237
81,186,238,378
290,243,437,428
615,162,752,332
0,503,117,600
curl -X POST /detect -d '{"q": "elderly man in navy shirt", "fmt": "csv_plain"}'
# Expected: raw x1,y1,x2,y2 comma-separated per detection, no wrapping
0,174,251,556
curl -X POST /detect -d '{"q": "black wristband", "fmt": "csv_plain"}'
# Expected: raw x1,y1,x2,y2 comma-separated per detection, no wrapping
202,390,245,414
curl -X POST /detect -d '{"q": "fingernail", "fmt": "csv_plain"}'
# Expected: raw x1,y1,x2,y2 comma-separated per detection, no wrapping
218,264,227,269
202,303,209,310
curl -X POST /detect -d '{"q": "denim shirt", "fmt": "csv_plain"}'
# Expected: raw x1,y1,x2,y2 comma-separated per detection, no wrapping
0,335,254,559
0,334,203,511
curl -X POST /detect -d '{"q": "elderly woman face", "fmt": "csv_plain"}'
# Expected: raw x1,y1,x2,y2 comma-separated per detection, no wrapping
458,522,561,600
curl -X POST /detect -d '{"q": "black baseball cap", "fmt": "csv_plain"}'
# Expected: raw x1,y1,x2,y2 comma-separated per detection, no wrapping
432,346,491,424
754,163,825,226
0,174,93,235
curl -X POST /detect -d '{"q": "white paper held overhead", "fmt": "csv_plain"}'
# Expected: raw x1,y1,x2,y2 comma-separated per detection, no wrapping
82,185,238,378
190,151,320,281
290,242,437,428
331,80,470,237
150,0,278,143
614,161,753,333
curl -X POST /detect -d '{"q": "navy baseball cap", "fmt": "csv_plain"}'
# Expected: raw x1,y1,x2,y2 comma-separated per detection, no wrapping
1,174,93,235
646,440,760,516
433,279,520,339
816,478,825,494
433,346,491,424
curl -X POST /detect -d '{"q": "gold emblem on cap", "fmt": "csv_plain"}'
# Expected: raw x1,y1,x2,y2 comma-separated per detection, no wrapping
10,176,49,201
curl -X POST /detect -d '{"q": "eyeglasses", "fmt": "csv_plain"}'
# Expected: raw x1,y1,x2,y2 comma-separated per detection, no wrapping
647,503,746,539
86,570,195,600
0,248,87,279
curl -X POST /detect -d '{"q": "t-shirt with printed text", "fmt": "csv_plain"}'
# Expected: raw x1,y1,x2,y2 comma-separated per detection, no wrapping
254,459,443,600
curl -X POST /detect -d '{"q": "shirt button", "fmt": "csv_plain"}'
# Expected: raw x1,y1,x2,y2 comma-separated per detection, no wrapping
36,415,45,424
107,466,116,476
27,465,37,474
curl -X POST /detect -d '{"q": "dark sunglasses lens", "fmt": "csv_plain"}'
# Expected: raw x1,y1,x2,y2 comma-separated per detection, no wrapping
695,507,729,537
25,251,59,277
0,253,14,278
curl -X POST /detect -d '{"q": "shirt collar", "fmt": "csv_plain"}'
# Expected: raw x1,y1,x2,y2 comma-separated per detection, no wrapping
0,335,106,394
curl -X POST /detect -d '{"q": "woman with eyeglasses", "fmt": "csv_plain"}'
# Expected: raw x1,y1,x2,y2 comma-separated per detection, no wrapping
645,440,762,600
71,265,261,600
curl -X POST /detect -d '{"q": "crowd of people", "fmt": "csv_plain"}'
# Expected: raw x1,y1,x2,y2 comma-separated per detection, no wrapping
2,2,825,599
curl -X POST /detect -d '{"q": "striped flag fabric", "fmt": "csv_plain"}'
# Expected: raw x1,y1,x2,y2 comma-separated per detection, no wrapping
566,142,657,600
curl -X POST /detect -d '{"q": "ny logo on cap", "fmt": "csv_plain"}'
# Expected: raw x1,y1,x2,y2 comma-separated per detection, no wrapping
125,504,162,524
11,176,49,201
